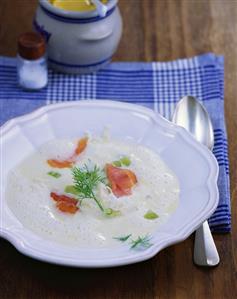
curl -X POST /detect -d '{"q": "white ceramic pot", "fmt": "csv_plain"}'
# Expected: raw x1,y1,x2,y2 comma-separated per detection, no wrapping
34,0,122,74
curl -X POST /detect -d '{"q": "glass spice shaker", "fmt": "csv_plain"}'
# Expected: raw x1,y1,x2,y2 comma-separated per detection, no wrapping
17,32,48,90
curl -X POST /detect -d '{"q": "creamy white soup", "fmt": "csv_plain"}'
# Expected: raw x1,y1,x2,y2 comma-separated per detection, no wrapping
6,133,180,249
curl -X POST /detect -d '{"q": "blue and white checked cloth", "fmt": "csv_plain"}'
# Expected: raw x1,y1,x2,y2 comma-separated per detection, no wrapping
0,53,230,233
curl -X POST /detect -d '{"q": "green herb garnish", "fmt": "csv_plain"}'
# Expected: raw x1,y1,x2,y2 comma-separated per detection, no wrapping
112,156,131,167
72,164,105,211
113,234,153,250
113,234,132,242
112,160,122,167
130,235,153,249
144,210,159,220
72,164,121,217
47,171,61,178
120,156,131,166
64,185,80,196
105,208,121,217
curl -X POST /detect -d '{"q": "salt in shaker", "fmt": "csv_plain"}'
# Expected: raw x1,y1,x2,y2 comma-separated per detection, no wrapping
17,32,48,90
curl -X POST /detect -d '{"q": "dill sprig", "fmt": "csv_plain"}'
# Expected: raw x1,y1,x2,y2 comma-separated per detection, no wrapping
113,234,132,242
72,164,106,212
71,164,120,216
130,235,153,250
113,234,153,251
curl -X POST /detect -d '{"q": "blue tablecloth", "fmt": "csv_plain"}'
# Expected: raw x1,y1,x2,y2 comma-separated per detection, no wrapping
0,53,230,232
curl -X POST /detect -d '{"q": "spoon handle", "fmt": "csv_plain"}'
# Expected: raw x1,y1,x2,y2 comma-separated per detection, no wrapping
194,220,220,266
91,0,107,17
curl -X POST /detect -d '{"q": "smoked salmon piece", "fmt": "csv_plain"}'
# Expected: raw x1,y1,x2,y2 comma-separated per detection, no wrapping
47,137,88,169
47,159,74,169
56,201,79,214
106,164,137,197
74,137,88,155
50,192,79,214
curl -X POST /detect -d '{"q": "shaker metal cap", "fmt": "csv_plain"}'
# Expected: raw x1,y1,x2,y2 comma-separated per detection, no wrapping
18,32,46,60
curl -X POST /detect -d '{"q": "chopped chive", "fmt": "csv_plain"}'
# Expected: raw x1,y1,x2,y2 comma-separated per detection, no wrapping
120,156,131,166
47,171,61,178
144,210,159,220
105,208,121,217
112,160,122,167
112,156,131,167
64,185,80,196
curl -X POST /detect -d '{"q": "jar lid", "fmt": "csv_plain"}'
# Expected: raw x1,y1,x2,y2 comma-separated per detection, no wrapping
18,32,46,60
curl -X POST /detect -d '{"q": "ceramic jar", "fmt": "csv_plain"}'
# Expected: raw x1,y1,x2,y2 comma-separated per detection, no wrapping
34,0,122,74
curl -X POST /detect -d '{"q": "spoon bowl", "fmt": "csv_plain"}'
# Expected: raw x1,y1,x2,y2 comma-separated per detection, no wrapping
172,96,214,150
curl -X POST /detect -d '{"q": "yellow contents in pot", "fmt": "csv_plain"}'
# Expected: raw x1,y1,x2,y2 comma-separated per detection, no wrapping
50,0,108,12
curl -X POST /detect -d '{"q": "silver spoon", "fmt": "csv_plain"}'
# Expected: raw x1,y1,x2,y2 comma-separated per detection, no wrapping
172,95,220,266
89,0,107,17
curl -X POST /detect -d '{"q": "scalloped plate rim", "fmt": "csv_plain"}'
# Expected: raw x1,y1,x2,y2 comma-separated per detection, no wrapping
0,100,219,267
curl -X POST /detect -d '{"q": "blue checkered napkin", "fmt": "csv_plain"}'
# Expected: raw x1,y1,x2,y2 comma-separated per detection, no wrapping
0,53,230,232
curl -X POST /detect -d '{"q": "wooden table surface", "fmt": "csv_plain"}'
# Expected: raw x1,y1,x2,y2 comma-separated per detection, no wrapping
0,0,236,298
